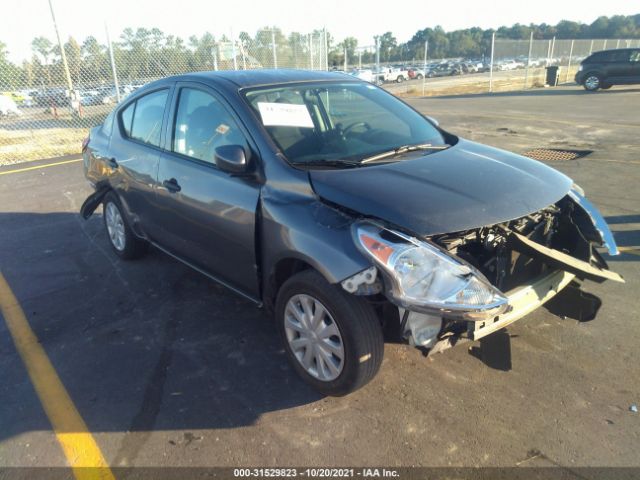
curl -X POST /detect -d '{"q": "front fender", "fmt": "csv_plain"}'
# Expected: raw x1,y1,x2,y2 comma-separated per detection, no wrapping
261,192,371,288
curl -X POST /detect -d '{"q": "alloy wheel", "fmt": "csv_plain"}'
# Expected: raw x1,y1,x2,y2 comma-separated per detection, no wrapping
105,202,126,251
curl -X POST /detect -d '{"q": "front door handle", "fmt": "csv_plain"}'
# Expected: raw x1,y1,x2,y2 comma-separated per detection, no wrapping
107,157,118,169
163,178,181,193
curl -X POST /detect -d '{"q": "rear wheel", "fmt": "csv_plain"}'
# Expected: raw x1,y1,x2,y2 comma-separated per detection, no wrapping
275,270,384,396
583,73,601,91
396,76,404,83
103,192,148,260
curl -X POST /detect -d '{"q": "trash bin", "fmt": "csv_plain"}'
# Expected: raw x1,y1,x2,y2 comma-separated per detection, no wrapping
545,66,560,86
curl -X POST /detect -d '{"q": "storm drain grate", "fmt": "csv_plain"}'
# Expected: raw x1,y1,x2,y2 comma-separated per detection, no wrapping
523,148,593,161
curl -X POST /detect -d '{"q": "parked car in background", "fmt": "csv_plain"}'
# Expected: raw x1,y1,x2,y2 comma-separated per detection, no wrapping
2,90,34,107
348,69,374,83
0,94,22,116
462,62,480,73
376,67,410,83
427,63,460,77
80,70,622,396
100,86,132,105
407,68,426,79
496,59,524,71
575,48,640,91
33,88,68,107
80,89,104,106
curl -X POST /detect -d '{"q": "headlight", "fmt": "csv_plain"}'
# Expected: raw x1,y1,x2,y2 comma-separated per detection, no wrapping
354,223,508,319
578,65,583,72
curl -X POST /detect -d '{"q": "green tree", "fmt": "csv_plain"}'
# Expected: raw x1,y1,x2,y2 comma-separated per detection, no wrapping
378,32,397,62
31,36,53,85
64,37,82,84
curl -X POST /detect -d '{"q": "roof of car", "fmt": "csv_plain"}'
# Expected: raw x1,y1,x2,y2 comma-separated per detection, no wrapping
172,69,358,88
590,48,638,54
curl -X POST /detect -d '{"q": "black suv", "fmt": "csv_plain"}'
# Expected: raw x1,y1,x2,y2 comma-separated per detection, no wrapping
575,48,640,91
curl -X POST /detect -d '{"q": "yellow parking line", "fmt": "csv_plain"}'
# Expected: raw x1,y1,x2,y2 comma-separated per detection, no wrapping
0,272,115,480
618,246,640,256
0,158,83,176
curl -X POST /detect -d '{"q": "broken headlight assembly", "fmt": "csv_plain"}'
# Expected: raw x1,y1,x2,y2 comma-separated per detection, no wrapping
354,223,508,320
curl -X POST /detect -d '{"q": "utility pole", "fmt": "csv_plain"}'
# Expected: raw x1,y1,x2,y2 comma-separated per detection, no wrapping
374,35,380,84
524,31,533,89
489,32,495,93
231,29,238,70
422,40,428,96
48,0,74,108
105,23,120,103
565,39,575,83
323,28,329,71
271,30,278,69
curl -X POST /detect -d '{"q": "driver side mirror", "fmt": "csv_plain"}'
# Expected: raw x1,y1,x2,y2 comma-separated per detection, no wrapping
424,115,439,127
214,145,249,174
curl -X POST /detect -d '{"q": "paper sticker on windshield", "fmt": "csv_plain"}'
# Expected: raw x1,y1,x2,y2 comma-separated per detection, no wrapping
216,123,230,135
257,102,314,128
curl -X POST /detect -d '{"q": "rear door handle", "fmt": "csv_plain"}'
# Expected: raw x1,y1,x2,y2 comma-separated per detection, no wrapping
163,178,181,193
107,157,118,169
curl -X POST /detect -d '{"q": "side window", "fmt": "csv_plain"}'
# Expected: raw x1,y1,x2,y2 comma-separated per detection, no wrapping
172,88,248,164
607,50,630,63
102,110,115,137
130,90,168,147
587,52,605,63
120,103,134,137
630,51,640,63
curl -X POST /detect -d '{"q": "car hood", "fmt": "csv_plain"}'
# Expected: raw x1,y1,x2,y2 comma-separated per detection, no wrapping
308,138,573,236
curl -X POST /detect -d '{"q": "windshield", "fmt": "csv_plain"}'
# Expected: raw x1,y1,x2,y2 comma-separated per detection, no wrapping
244,82,447,166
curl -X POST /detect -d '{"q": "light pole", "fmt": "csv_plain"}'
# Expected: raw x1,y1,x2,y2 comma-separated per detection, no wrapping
48,0,74,109
105,23,120,103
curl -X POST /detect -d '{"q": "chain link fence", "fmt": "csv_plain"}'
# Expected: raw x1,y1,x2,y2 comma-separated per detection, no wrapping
1,26,639,163
490,37,640,90
0,27,328,163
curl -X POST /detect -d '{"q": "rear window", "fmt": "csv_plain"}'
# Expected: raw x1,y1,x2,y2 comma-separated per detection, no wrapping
119,89,168,147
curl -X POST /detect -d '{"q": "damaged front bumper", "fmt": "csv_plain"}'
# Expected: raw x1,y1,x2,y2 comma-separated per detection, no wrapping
465,269,574,341
344,187,624,352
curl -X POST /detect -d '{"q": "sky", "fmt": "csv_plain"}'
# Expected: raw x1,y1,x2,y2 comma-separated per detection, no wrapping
3,0,638,63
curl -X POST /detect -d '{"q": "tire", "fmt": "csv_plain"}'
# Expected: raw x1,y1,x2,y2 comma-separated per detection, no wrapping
416,74,424,80
103,191,148,260
583,73,601,91
275,269,384,396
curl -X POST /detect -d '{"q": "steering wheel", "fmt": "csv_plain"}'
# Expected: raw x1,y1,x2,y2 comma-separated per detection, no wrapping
342,121,372,137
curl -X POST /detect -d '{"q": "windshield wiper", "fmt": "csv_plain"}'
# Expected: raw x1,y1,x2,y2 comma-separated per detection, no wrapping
360,143,450,164
290,159,362,168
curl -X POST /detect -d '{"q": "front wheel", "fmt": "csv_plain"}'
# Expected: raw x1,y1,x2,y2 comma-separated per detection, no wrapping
396,76,404,83
583,74,601,91
275,270,384,396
